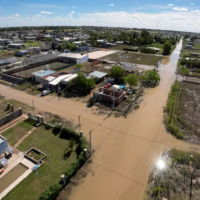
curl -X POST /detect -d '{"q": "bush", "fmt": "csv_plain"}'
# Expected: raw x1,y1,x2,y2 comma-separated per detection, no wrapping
60,127,80,140
45,123,51,130
177,132,184,139
58,91,62,97
53,125,60,135
140,47,156,54
88,97,96,106
39,183,62,200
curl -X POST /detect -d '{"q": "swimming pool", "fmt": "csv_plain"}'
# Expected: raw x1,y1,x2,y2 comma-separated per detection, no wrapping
0,163,28,194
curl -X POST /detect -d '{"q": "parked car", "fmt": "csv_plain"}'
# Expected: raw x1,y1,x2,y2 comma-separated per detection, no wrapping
41,89,51,96
126,88,133,95
104,83,112,88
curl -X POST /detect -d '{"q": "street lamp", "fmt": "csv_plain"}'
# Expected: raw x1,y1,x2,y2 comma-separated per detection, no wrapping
78,115,84,131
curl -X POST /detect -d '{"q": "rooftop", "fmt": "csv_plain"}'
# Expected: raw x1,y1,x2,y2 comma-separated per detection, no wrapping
59,53,88,59
32,69,56,77
87,71,107,79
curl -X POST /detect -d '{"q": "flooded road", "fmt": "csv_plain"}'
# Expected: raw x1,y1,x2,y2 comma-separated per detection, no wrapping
0,38,199,200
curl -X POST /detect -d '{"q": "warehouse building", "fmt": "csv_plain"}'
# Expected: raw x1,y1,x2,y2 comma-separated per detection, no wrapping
31,69,56,83
58,53,88,64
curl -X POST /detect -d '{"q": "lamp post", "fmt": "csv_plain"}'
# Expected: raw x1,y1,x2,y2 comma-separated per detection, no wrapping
78,115,84,131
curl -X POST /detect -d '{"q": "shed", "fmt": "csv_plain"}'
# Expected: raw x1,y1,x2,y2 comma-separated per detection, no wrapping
185,45,193,49
8,43,24,49
32,69,56,83
0,136,13,156
15,50,29,57
59,53,88,64
77,46,89,52
87,71,107,80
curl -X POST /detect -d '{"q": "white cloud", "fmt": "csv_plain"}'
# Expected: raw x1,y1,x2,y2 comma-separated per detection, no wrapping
41,11,52,14
110,4,114,6
172,7,188,11
70,11,75,14
191,10,200,12
35,15,42,17
2,10,200,32
190,3,194,5
72,6,77,8
14,14,20,17
167,4,173,6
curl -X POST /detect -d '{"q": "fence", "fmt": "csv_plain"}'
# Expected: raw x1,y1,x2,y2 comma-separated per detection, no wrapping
0,108,22,127
0,73,24,85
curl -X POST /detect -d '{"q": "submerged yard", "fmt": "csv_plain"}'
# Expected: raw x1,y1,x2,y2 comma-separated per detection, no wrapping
3,125,78,200
103,52,164,66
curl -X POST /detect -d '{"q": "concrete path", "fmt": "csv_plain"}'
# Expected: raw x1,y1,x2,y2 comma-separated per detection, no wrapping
14,127,36,148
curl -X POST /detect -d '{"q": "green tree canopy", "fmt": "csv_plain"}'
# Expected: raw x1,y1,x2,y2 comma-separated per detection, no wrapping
125,74,139,87
109,66,125,80
65,72,95,94
142,70,160,86
75,63,82,69
163,40,172,55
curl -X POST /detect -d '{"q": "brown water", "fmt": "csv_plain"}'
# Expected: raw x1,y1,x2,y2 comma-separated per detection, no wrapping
0,163,28,194
0,38,199,200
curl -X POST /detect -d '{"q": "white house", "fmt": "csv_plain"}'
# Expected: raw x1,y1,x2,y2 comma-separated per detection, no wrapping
59,53,88,64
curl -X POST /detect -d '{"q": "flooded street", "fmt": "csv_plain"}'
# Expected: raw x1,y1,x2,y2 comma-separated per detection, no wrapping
0,38,199,200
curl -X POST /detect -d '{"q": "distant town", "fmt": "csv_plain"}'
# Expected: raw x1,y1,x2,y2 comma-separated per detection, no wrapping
0,25,200,200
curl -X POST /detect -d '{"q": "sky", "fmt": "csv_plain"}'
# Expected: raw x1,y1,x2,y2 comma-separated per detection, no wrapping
0,0,199,32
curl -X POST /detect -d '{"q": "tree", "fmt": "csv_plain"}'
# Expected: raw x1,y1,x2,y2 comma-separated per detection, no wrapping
136,37,145,46
142,70,160,86
66,72,95,94
109,66,125,82
163,40,172,55
69,138,75,148
125,74,139,87
75,63,82,69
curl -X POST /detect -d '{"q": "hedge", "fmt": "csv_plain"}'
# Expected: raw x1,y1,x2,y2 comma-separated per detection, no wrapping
140,47,156,54
38,125,88,200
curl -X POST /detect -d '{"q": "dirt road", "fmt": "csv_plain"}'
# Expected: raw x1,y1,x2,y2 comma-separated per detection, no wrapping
0,39,199,200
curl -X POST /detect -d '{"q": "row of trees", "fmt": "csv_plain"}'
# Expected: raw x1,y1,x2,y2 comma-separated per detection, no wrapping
58,42,77,51
109,66,160,87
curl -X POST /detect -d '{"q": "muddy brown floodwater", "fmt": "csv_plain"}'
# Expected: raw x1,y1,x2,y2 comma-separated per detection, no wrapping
0,38,200,200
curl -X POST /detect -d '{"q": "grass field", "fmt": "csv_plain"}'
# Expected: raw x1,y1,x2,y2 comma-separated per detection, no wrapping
25,42,41,47
3,125,77,200
0,98,32,119
1,119,34,146
14,62,73,78
109,45,135,51
103,52,164,66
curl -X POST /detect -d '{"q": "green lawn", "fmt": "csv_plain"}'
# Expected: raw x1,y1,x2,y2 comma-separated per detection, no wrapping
3,125,77,200
0,98,32,119
1,119,34,146
25,42,41,47
103,52,164,66
110,45,135,51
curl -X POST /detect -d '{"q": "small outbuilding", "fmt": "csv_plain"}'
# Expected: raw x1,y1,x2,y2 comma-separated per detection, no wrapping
8,43,25,49
59,53,89,64
0,136,13,156
15,50,29,57
87,71,108,80
185,45,193,49
32,69,56,83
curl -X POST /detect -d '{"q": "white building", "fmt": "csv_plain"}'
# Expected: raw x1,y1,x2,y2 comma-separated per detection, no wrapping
59,53,88,64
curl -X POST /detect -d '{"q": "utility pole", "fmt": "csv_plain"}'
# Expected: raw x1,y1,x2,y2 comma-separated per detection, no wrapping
32,100,35,115
78,115,83,131
89,130,92,154
190,155,200,200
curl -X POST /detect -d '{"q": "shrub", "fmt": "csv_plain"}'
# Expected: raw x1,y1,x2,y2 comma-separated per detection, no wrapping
79,137,88,151
140,47,156,54
45,123,51,130
58,91,62,97
69,138,75,148
39,183,62,200
88,97,96,107
177,132,184,139
53,125,60,135
60,127,80,140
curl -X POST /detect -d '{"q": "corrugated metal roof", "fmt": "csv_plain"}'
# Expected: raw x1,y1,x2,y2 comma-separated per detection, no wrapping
32,69,56,77
87,71,107,79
